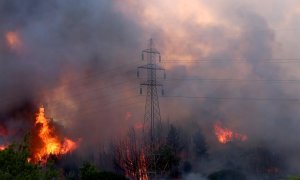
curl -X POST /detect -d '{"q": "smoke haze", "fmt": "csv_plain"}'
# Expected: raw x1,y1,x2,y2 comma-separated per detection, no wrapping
1,0,300,177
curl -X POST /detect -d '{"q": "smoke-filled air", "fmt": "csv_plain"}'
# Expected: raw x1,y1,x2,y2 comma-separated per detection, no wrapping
1,0,300,179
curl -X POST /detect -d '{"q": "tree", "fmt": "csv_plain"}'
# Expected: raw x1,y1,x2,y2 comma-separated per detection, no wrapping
287,175,300,180
80,162,100,180
208,169,246,180
80,161,127,180
155,144,180,177
247,146,284,178
112,128,144,179
165,124,183,178
166,125,182,155
0,138,60,180
193,131,208,158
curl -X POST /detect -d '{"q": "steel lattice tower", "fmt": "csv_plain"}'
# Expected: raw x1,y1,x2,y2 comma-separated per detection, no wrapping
137,39,166,146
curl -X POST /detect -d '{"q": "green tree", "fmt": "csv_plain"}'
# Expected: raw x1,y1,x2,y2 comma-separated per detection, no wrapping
80,162,127,180
193,131,207,158
166,125,182,155
152,144,180,178
98,171,128,180
0,137,60,180
208,169,246,180
80,162,100,180
165,125,183,177
287,175,300,180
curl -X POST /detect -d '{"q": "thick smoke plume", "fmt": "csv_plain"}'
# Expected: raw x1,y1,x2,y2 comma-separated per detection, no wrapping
1,0,300,178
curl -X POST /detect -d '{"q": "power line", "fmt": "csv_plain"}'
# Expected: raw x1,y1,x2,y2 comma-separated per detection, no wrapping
46,61,141,89
0,60,141,105
248,26,300,32
88,94,142,110
137,76,300,85
162,95,300,102
0,77,138,106
79,96,144,115
48,87,140,107
4,76,300,109
47,93,144,116
161,58,300,63
162,78,300,84
4,75,300,108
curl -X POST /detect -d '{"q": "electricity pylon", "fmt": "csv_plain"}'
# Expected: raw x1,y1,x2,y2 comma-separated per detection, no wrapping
137,39,166,147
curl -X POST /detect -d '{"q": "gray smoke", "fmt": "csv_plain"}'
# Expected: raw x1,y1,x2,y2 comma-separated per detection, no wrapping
1,0,300,177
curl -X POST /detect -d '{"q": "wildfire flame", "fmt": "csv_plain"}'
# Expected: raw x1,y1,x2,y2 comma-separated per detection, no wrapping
121,140,148,180
30,106,78,164
0,145,8,151
214,121,248,144
0,125,8,151
5,31,22,50
138,150,148,180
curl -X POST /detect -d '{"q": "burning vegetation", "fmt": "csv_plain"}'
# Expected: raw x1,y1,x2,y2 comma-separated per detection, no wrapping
0,105,78,164
29,106,78,164
2,0,300,179
0,125,8,151
113,129,149,180
214,121,248,144
0,145,8,151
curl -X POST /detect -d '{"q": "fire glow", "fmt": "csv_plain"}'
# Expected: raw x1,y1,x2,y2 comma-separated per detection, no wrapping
5,31,22,50
121,141,148,180
0,145,8,151
0,125,8,151
214,121,248,144
138,151,148,180
29,106,78,164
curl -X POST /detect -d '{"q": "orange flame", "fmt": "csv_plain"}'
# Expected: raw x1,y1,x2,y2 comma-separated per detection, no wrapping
122,141,148,180
30,106,78,164
214,121,248,144
0,145,8,151
5,31,22,50
138,150,148,180
0,125,8,151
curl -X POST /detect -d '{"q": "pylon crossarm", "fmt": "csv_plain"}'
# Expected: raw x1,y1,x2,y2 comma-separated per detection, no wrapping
140,83,163,87
137,66,165,71
142,49,160,54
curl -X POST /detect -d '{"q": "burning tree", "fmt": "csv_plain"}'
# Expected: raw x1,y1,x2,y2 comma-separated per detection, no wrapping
0,104,79,166
113,128,148,180
29,106,78,164
0,138,60,179
112,123,185,179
